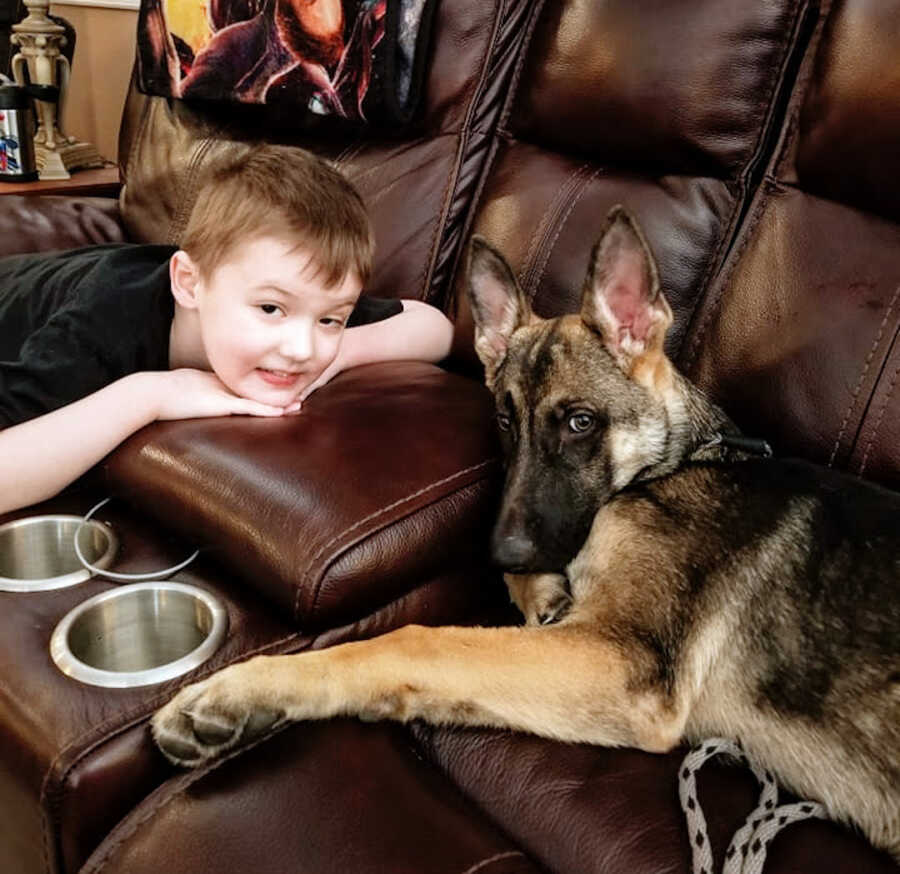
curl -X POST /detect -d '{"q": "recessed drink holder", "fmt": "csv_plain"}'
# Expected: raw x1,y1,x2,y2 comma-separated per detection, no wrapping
50,581,229,688
0,515,118,592
0,500,219,686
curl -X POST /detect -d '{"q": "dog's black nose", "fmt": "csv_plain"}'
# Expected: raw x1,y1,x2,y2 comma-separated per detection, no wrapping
492,533,538,571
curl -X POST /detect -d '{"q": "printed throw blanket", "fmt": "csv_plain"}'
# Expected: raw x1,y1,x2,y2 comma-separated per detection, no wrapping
135,0,438,125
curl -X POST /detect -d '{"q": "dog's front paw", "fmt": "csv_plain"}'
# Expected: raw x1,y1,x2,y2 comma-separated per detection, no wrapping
537,590,573,625
152,670,285,768
505,572,573,626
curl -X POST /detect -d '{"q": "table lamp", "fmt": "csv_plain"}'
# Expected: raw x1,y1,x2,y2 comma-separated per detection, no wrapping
11,0,104,180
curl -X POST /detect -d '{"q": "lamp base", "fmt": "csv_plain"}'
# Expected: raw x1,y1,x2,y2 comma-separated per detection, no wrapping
36,136,106,181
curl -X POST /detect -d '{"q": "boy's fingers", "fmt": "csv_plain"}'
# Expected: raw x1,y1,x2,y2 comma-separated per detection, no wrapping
234,400,286,417
299,379,325,401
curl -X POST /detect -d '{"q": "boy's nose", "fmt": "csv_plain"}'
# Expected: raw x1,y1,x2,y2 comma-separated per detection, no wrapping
280,326,314,362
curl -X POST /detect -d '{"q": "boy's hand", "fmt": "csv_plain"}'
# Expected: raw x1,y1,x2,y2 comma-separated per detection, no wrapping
298,358,341,401
297,300,454,403
153,369,300,420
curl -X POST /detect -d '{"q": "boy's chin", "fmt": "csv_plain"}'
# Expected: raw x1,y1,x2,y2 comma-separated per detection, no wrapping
251,388,305,408
227,384,300,410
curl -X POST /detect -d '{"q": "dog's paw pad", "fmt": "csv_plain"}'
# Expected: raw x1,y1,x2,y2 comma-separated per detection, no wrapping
153,731,206,766
152,689,284,768
187,707,242,746
245,708,284,737
152,712,211,768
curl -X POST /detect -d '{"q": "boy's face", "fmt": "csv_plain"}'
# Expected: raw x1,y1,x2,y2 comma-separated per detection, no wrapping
183,235,362,407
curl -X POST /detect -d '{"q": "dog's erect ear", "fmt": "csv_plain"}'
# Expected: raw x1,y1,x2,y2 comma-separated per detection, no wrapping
581,206,673,371
467,236,533,383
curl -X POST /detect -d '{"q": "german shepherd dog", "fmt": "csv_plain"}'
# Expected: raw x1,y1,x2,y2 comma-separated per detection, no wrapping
153,207,900,860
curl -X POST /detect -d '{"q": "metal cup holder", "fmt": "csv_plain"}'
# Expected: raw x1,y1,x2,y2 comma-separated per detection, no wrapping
0,515,118,592
50,581,228,688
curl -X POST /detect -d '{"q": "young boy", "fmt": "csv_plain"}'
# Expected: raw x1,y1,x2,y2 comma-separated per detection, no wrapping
0,144,454,515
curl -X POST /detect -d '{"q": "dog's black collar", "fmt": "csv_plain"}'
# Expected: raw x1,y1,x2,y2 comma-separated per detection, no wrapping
701,432,774,458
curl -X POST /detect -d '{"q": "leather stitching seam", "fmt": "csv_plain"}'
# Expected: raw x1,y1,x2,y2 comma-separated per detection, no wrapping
418,0,508,304
444,0,548,314
740,0,807,187
772,0,835,181
681,177,776,373
516,161,586,297
859,324,900,475
461,850,529,874
76,722,294,874
497,0,547,134
296,459,497,622
167,137,214,243
828,282,900,466
523,164,601,304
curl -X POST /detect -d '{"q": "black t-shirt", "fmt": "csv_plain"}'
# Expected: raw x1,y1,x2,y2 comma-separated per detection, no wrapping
0,244,402,428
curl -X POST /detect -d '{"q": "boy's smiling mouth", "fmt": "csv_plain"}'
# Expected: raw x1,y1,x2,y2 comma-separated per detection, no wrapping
256,368,303,388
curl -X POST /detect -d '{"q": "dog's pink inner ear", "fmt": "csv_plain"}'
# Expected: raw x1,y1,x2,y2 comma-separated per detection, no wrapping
469,243,527,342
603,249,656,344
478,327,509,360
583,212,672,362
476,284,520,337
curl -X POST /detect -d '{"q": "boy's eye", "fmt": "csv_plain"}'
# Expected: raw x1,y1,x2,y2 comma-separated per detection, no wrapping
319,317,345,328
259,304,282,316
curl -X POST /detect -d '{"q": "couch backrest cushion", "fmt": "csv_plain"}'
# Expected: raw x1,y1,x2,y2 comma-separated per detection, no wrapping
794,0,900,224
681,0,900,487
511,0,810,178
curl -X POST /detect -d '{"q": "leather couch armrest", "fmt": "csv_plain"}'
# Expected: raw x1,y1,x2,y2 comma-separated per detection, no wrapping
103,361,502,630
0,195,126,256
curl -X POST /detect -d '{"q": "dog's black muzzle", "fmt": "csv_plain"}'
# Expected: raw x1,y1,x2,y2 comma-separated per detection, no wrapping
490,450,601,573
491,530,540,573
490,508,594,573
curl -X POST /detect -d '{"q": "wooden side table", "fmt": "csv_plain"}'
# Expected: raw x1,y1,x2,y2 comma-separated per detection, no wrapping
0,165,121,197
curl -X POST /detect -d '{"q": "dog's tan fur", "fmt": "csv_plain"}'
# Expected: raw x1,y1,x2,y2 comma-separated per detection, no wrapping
153,208,900,861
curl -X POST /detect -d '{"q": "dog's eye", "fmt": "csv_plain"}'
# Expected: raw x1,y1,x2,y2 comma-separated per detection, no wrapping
568,411,595,434
496,413,512,432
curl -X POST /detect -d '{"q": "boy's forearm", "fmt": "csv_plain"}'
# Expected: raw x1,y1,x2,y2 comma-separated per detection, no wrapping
0,372,161,515
0,368,293,514
338,300,454,371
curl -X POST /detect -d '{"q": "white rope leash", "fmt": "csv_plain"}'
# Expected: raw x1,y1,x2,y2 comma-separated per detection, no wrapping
679,738,827,874
74,497,200,581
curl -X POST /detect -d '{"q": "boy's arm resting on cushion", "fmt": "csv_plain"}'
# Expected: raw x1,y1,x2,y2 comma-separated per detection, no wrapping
301,299,454,400
0,370,293,516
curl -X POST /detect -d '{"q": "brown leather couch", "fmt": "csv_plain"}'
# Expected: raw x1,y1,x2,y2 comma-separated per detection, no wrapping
1,0,898,871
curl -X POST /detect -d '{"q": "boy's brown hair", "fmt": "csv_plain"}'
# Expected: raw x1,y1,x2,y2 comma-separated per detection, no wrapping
179,143,374,288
